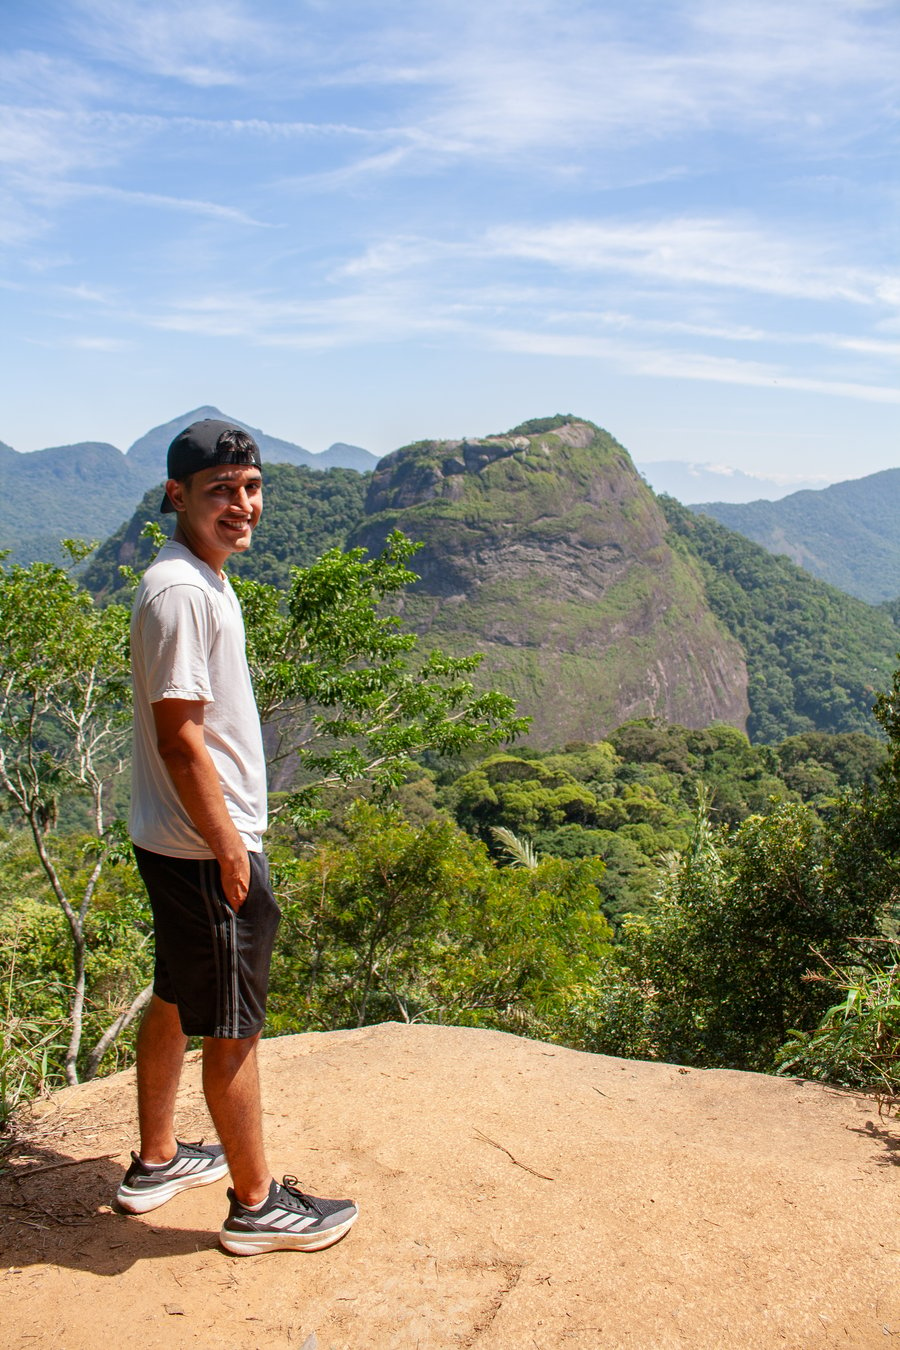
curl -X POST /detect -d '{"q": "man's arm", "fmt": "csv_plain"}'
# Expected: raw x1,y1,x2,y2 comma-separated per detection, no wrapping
152,698,250,911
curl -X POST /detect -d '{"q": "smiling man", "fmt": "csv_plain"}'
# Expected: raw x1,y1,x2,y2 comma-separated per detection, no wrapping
120,419,358,1255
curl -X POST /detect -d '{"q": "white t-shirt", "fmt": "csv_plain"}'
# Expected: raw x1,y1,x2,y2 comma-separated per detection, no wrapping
129,540,267,858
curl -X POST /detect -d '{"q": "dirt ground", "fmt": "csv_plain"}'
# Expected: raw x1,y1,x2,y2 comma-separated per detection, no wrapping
1,1021,899,1349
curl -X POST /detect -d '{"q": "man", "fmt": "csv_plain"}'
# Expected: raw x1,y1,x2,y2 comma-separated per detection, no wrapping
118,418,358,1255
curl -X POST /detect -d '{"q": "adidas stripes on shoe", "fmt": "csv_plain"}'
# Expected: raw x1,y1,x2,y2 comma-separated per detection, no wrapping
116,1139,229,1214
220,1175,359,1255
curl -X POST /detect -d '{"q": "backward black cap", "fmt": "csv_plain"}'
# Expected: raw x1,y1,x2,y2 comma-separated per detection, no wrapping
161,419,262,513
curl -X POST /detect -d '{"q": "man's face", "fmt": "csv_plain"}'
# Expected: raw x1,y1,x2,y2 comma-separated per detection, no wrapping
166,463,263,571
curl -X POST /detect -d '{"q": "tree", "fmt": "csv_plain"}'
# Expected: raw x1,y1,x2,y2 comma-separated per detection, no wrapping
448,753,600,842
0,545,152,1084
572,790,885,1071
267,803,613,1038
268,804,474,1029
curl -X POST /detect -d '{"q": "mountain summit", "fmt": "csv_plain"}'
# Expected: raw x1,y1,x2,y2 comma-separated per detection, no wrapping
350,416,749,745
124,406,378,487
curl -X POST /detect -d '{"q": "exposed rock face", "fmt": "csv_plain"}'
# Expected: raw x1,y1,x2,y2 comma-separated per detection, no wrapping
351,418,749,746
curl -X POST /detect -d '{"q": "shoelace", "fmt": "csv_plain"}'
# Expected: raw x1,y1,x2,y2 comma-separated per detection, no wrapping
179,1138,208,1154
280,1175,323,1217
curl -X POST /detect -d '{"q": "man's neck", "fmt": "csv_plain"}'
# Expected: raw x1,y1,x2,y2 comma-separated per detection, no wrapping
172,525,228,578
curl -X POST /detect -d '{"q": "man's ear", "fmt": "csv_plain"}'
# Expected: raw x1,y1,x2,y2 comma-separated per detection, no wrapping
165,478,186,512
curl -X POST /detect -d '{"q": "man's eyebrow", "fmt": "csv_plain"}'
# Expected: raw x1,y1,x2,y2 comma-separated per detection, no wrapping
208,469,263,483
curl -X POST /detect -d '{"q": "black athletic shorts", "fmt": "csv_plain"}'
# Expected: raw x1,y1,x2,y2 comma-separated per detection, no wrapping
134,845,281,1039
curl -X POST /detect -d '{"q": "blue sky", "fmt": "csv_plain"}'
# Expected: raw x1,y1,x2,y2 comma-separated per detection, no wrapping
2,0,899,485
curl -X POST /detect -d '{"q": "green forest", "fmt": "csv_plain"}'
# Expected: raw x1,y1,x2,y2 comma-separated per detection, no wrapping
3,532,900,1132
661,496,899,741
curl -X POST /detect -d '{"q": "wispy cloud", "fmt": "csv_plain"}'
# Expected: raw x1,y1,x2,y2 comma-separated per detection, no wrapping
335,215,900,314
375,0,900,164
486,219,896,305
0,49,111,105
59,282,116,303
282,145,417,195
143,283,465,347
63,183,271,226
42,0,900,181
93,253,900,411
69,0,274,87
489,327,900,404
25,331,131,351
69,335,129,350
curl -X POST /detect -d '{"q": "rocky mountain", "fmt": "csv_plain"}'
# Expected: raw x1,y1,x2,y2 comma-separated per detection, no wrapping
690,468,900,603
0,409,378,566
349,416,750,747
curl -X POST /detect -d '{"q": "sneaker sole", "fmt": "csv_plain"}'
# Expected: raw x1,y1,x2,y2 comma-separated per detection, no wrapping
219,1210,359,1256
117,1158,230,1214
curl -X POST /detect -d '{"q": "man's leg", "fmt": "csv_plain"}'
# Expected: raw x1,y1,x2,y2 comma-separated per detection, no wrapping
118,994,227,1214
136,994,188,1163
201,1033,271,1206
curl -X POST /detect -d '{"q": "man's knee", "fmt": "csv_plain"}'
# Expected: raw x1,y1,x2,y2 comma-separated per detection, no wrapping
145,993,181,1021
138,994,188,1045
202,1032,260,1074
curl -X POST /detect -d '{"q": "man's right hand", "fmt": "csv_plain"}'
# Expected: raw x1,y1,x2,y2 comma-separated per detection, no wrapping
219,848,251,912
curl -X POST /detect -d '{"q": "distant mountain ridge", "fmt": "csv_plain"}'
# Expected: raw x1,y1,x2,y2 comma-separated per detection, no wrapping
123,406,378,487
637,460,828,504
0,440,142,568
0,407,378,566
690,467,900,603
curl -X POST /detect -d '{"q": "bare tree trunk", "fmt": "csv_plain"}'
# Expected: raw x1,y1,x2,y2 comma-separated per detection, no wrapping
64,933,87,1086
84,983,153,1080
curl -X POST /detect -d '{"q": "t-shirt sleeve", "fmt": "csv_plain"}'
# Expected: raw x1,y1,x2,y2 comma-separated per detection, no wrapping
137,584,217,704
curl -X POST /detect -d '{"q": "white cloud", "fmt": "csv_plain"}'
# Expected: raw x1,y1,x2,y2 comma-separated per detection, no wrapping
59,283,116,303
485,219,897,305
373,0,900,164
63,183,271,226
283,145,416,195
25,331,130,351
69,335,130,350
338,234,458,278
48,0,898,179
333,215,900,319
69,0,274,87
0,107,106,176
490,326,900,404
0,49,110,104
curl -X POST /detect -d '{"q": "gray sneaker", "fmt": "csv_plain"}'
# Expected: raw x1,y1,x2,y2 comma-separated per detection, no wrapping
117,1140,228,1214
220,1175,359,1255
